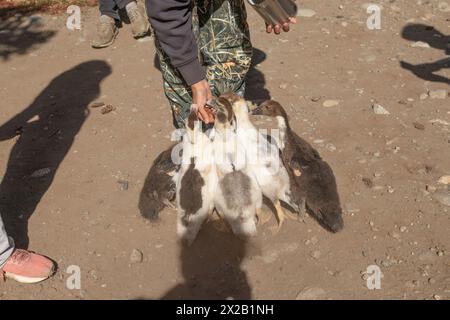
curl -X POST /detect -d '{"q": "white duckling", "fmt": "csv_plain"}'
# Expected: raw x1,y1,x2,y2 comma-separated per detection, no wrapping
212,96,262,238
176,110,217,244
219,93,303,232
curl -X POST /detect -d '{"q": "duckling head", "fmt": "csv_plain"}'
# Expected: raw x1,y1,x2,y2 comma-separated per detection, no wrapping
184,110,201,144
252,100,288,119
213,96,236,133
219,92,250,121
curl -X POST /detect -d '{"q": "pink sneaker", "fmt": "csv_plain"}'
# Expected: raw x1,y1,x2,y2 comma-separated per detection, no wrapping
1,249,55,283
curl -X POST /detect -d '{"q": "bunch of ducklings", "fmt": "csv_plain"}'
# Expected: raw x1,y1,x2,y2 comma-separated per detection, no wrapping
139,93,343,244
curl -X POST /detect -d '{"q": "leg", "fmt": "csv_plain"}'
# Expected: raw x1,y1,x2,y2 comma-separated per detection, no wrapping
93,0,120,48
0,215,14,268
154,38,193,128
269,200,286,234
196,0,253,97
115,0,134,10
121,0,150,38
256,206,272,225
99,0,122,20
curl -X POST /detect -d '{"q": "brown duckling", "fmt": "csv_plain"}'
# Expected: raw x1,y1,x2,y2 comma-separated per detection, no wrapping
139,143,179,221
252,100,344,233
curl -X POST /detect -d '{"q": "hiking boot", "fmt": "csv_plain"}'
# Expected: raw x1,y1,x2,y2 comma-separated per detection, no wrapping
126,1,150,38
1,249,55,284
91,15,118,48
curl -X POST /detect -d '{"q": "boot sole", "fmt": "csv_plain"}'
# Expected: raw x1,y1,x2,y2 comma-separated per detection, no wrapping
4,272,49,284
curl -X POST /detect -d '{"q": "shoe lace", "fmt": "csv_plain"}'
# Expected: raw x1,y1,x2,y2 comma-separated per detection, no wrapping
9,249,31,266
128,8,140,23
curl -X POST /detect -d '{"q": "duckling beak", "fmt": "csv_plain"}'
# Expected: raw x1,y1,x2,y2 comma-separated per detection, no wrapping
205,100,218,114
251,105,263,115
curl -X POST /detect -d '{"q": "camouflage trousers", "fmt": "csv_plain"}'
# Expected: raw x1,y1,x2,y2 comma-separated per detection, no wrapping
154,0,253,128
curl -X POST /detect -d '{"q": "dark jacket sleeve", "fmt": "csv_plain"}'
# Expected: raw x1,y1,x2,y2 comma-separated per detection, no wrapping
146,0,205,86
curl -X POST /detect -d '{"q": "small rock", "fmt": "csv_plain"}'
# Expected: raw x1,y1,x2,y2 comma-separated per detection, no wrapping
372,104,390,115
297,9,317,18
391,231,401,240
89,101,105,108
362,177,373,188
310,250,321,259
419,93,429,100
101,104,115,114
118,180,129,191
325,143,336,152
433,191,450,207
279,83,288,90
311,96,321,102
323,99,339,107
438,1,450,12
130,249,143,263
429,89,448,100
437,175,450,185
413,122,425,130
296,287,326,300
411,41,430,48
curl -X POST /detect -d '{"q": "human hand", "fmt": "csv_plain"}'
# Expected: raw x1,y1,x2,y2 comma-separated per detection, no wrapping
191,80,215,124
266,17,297,34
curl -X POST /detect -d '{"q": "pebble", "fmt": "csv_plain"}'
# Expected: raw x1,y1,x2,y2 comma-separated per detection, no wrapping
438,176,450,185
310,250,321,259
118,180,129,191
372,104,390,115
130,249,143,263
89,101,105,108
279,83,288,90
297,9,317,18
438,1,450,12
433,191,450,207
325,143,336,152
323,100,339,107
411,41,430,48
429,89,448,99
362,177,373,188
101,104,115,114
413,122,425,130
419,93,429,100
296,287,326,300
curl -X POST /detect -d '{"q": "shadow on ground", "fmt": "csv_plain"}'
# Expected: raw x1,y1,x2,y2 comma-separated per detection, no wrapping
0,13,56,60
400,23,450,85
0,60,111,248
161,223,253,300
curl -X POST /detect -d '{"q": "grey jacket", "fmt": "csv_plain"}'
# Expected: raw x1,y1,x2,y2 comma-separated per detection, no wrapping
146,0,204,86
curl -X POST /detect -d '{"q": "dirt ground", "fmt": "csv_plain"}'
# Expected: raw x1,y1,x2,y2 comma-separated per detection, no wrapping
0,0,449,300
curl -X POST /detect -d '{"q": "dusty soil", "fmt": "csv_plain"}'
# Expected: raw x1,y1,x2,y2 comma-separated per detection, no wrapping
0,0,449,300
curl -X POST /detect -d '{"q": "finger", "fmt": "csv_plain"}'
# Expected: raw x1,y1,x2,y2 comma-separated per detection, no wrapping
289,17,297,24
274,24,281,34
266,24,272,33
207,108,215,122
197,107,211,124
282,22,290,32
